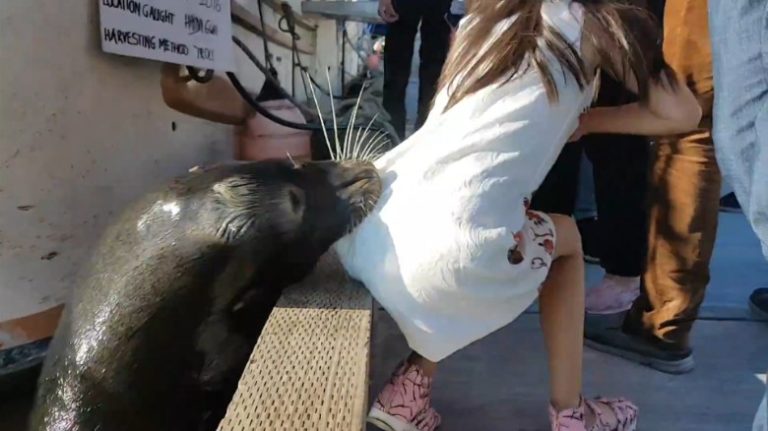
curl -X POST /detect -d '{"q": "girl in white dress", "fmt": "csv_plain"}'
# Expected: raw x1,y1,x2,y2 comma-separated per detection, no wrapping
335,1,701,430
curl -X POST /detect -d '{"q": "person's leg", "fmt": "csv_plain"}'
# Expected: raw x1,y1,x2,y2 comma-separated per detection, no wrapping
574,154,602,264
382,0,420,140
709,0,768,258
574,153,598,222
585,0,720,374
634,130,721,338
719,192,742,213
367,350,441,431
540,214,585,411
530,141,583,216
414,0,452,130
544,214,638,429
405,351,438,376
708,0,768,324
586,81,649,282
582,77,649,314
582,135,648,314
754,385,767,431
369,214,638,431
749,288,768,320
585,130,721,373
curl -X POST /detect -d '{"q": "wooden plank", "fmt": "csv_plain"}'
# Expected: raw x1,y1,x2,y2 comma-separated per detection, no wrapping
217,252,372,431
232,0,316,55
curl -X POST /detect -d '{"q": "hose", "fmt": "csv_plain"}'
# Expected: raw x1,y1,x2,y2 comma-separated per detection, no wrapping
229,34,399,144
231,35,316,119
226,71,314,131
277,5,344,100
226,70,399,146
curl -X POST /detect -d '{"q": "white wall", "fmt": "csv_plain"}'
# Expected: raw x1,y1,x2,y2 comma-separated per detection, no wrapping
0,0,360,350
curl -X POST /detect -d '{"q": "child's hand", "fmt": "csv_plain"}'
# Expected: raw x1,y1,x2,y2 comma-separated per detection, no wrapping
567,112,590,142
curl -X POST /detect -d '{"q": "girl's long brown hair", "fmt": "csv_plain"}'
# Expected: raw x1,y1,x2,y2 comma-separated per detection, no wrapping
438,0,675,111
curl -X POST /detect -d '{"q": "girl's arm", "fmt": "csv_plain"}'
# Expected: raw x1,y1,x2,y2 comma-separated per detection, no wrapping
578,74,702,137
576,28,702,139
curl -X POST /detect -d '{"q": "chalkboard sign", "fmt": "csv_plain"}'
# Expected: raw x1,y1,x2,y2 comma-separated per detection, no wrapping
99,0,235,71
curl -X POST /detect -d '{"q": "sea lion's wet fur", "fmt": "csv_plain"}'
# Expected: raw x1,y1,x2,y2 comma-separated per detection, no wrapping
29,159,381,431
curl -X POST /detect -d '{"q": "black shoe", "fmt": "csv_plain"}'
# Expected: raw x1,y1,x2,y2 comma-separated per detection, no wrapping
576,217,600,265
584,312,695,374
749,288,768,320
719,192,742,213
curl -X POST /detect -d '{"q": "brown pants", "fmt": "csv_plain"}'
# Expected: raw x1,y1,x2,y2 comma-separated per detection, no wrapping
625,0,722,349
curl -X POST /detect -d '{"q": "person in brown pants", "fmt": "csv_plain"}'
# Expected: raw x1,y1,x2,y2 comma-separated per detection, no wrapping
584,0,721,374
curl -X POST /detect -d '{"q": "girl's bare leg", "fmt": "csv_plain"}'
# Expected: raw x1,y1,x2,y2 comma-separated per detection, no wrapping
367,353,440,431
407,352,438,377
403,214,585,412
541,214,640,429
539,214,585,411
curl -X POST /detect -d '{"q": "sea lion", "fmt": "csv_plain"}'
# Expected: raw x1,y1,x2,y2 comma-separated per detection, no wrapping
29,158,381,431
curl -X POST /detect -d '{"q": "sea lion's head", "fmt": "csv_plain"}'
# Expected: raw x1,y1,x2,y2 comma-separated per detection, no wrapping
175,159,381,283
287,159,381,242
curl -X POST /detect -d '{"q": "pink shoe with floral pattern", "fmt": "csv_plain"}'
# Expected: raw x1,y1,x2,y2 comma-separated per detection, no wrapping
550,396,638,431
367,362,441,431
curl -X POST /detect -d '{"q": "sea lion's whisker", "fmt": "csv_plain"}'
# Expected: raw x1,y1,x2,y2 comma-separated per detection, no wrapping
357,123,390,160
353,124,364,159
324,69,342,161
365,131,388,151
363,141,387,162
347,84,373,161
362,133,387,161
353,113,380,160
367,146,386,162
360,132,388,160
370,131,391,150
286,152,298,167
304,71,383,162
305,71,335,160
357,131,383,160
343,81,367,161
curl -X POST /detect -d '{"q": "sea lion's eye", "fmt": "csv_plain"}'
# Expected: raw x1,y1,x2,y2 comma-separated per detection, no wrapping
288,188,305,215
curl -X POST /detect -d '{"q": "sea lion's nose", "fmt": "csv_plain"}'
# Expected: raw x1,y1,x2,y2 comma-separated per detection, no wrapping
328,160,378,188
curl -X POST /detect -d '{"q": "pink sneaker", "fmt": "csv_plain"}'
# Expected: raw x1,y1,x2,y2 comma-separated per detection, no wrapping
585,275,641,315
367,362,441,431
550,396,638,431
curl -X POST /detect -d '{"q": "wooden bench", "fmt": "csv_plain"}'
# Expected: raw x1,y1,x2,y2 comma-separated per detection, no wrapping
217,252,372,431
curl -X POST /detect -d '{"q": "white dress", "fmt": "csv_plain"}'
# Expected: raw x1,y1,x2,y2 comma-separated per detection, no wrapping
335,0,598,362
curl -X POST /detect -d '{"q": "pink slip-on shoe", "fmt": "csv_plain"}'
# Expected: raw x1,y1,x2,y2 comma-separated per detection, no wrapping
550,396,638,431
367,361,441,431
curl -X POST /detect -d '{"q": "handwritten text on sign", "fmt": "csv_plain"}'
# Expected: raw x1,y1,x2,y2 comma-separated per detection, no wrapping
99,0,235,71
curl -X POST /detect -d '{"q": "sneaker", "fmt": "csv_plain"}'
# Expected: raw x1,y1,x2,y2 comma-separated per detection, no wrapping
577,217,601,264
749,288,768,320
550,396,638,430
585,275,641,315
584,313,695,374
719,192,742,213
367,362,441,431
